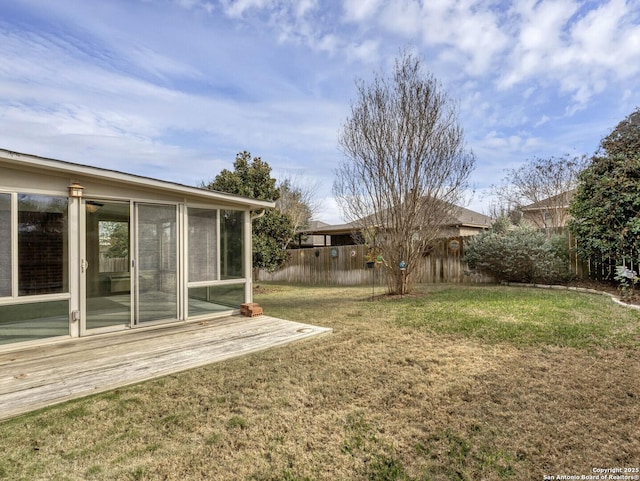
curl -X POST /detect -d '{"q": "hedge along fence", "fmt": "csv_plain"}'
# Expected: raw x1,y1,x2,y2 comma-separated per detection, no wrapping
257,236,493,286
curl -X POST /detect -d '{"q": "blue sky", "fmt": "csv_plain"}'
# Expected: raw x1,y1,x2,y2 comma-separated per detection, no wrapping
1,0,639,223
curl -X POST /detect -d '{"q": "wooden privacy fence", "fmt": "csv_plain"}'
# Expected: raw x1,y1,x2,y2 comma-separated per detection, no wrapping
260,229,638,286
258,237,492,286
99,255,129,273
565,230,638,281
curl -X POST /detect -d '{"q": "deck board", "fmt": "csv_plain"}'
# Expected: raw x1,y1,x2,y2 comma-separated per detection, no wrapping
0,315,331,420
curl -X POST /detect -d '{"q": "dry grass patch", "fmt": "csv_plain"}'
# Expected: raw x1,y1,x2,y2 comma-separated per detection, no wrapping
0,284,638,480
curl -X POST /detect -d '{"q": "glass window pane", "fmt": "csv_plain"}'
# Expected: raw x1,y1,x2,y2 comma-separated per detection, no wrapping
18,195,68,296
188,208,217,282
220,210,244,279
99,220,129,273
188,284,244,317
0,300,69,345
0,194,10,297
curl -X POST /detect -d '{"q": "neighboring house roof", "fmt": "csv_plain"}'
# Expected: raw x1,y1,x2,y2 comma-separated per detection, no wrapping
0,148,275,211
442,204,493,229
300,202,492,236
307,220,330,229
520,189,576,212
299,221,357,236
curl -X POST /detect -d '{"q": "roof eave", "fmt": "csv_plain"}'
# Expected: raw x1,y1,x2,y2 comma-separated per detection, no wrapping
0,148,275,210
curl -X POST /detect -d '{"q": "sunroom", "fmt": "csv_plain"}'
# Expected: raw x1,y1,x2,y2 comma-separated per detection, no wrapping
0,149,274,348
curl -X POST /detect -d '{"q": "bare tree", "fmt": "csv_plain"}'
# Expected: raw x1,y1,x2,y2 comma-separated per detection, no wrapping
333,51,475,295
275,174,320,248
493,154,587,233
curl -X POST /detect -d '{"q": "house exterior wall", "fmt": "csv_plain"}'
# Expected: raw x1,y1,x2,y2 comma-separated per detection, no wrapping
437,226,487,238
521,208,570,229
0,153,264,349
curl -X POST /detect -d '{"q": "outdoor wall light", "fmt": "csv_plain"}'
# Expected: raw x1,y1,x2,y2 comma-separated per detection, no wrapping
68,182,85,198
86,201,103,213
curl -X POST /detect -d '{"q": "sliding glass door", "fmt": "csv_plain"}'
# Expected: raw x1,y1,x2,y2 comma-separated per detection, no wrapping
83,201,178,333
84,201,131,332
135,203,178,324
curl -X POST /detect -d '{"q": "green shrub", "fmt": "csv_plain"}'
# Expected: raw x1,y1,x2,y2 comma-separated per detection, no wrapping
464,221,573,284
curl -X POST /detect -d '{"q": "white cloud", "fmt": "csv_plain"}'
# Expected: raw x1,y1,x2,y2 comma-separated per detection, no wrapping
378,1,423,37
343,1,510,77
534,115,551,128
499,0,580,89
294,0,317,18
566,0,640,83
315,33,340,55
126,45,203,81
220,0,274,18
342,0,383,22
499,0,640,106
475,130,543,160
345,39,381,64
449,6,509,75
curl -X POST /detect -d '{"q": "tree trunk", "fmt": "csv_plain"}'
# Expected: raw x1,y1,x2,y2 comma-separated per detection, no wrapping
388,267,410,295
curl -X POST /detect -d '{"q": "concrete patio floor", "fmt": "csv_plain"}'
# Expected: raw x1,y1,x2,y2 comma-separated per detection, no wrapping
0,315,331,421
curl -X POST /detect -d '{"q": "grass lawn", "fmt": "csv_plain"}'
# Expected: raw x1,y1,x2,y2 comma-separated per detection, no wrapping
0,284,639,480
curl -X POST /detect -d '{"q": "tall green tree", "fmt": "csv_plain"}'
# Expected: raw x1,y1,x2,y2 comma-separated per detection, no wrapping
570,108,640,271
209,151,279,200
203,151,294,273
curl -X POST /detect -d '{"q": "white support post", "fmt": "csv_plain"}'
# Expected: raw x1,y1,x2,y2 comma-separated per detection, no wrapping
68,196,81,338
244,209,253,304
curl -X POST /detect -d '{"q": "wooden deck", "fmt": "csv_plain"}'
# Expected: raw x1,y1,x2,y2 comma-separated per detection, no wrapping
0,315,332,421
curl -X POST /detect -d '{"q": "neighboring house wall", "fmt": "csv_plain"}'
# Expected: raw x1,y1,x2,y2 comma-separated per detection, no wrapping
520,190,575,230
438,225,489,238
301,234,329,247
294,221,332,248
521,208,569,230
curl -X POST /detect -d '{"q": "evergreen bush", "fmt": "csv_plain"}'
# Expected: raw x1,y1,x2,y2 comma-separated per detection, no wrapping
464,219,572,284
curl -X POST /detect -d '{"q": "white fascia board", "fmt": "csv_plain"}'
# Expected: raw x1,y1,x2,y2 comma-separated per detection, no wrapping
0,148,275,211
